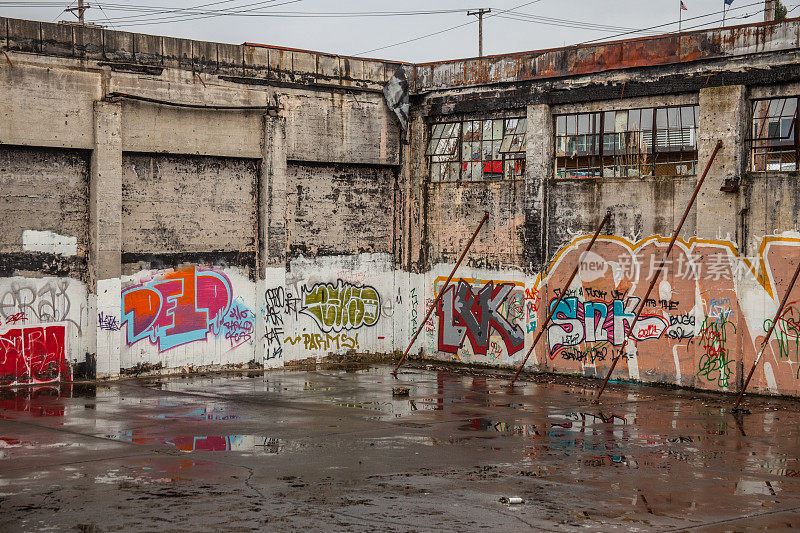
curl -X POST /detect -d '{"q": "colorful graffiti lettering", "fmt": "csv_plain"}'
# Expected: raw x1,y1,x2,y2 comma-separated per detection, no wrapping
0,325,68,386
436,280,525,357
765,303,800,377
697,316,736,388
301,280,380,333
547,297,669,358
121,267,250,352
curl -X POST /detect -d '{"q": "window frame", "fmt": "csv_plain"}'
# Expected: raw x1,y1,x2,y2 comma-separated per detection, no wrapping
427,115,527,183
748,96,799,173
553,104,700,180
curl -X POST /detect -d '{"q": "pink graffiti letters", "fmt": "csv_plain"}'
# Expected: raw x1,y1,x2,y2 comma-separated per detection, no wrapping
122,267,250,352
436,280,524,356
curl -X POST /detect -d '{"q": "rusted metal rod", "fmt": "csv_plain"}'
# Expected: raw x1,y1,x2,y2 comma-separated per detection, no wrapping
734,255,800,410
510,210,612,386
595,140,723,402
392,211,490,376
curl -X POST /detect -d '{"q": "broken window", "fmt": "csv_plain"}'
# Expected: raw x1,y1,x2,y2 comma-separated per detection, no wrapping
750,97,798,172
554,105,699,179
428,116,527,182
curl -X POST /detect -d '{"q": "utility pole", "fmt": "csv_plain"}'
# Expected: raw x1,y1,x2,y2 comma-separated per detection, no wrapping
467,9,491,57
66,0,89,24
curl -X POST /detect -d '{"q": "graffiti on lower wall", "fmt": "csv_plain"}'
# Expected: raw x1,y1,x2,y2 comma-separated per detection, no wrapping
522,234,800,394
121,267,254,352
434,278,525,361
300,280,381,333
0,324,69,386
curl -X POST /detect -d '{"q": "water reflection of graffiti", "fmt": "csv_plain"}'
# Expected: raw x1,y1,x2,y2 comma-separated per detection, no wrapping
547,297,669,358
122,267,253,352
0,325,68,386
301,281,380,333
436,280,525,357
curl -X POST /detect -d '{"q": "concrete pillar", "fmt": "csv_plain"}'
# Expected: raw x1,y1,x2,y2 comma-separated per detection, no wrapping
401,112,426,272
90,100,122,378
259,114,287,366
696,85,747,242
525,103,553,274
260,115,287,271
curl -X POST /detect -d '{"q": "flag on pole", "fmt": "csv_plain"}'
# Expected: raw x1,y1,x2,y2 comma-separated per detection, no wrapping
680,1,688,10
724,0,734,5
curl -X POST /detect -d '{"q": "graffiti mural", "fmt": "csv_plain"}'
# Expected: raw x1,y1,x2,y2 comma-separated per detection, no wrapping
121,267,254,352
436,280,525,358
0,325,69,386
547,296,669,356
300,280,380,333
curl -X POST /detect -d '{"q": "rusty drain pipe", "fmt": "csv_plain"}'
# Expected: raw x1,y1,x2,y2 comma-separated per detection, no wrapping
595,140,723,403
392,211,490,377
510,210,612,386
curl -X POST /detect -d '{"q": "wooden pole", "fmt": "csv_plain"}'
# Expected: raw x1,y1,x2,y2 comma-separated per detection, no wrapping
734,255,800,410
392,211,490,376
595,140,723,402
510,210,612,386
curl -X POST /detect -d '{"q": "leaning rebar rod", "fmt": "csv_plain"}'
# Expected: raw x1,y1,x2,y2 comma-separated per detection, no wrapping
392,211,490,376
595,140,723,402
734,255,800,410
510,210,612,385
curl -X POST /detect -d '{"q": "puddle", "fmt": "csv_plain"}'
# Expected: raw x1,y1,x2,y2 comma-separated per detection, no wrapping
105,431,283,453
148,406,239,421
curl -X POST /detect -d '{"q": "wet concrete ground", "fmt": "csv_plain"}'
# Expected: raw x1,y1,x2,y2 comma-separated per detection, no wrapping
2,366,800,532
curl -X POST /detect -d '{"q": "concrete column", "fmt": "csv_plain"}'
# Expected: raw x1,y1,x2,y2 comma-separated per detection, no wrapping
401,112,426,272
259,114,287,366
90,100,122,378
260,115,287,270
696,85,747,241
525,103,553,274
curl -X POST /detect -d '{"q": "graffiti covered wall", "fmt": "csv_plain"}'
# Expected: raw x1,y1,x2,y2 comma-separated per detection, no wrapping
120,266,258,371
416,234,800,398
0,278,87,386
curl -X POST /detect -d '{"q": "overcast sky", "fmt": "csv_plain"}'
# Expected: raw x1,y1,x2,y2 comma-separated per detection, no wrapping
1,0,795,62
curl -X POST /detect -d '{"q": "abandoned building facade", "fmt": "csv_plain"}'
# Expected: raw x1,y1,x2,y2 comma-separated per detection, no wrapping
1,16,800,397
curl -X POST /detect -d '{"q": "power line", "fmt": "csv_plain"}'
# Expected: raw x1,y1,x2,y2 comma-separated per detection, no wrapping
353,0,544,57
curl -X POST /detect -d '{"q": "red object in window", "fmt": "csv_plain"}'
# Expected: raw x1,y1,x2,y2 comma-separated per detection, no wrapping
483,160,502,174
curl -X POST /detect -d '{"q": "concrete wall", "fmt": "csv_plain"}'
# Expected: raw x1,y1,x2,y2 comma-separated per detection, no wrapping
3,16,800,401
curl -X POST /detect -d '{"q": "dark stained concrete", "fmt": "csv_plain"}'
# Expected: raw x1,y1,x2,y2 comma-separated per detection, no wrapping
2,365,800,531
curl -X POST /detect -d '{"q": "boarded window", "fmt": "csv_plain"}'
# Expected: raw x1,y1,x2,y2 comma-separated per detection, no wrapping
554,105,699,179
428,117,527,182
750,97,799,172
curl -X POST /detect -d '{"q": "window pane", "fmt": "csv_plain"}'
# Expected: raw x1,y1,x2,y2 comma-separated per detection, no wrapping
681,106,695,128
577,114,590,134
492,119,503,140
482,120,493,141
641,108,654,130
656,108,668,129
567,115,577,135
506,118,519,135
603,111,615,131
431,123,445,139
556,116,566,135
517,118,527,133
628,109,641,131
